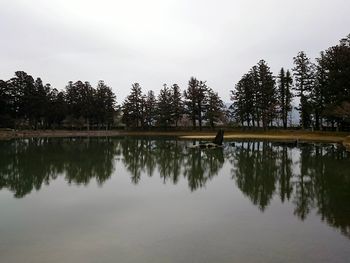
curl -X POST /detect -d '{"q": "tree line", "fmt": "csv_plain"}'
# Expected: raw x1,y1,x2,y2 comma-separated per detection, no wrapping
121,79,225,130
0,72,116,129
231,34,350,130
0,72,226,130
1,34,349,130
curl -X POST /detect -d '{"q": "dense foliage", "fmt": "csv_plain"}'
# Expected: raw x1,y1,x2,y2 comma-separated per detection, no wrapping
0,73,116,129
121,79,226,130
231,34,350,130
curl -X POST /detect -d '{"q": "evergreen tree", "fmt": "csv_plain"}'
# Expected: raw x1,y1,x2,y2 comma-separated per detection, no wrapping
0,80,12,127
6,71,36,127
157,84,173,128
48,89,67,128
321,35,350,129
312,52,328,130
256,60,277,130
95,80,116,129
65,80,96,130
170,84,183,127
197,80,208,130
292,51,315,129
277,68,293,129
230,73,255,127
32,78,51,128
230,78,245,127
206,88,225,128
183,77,208,130
249,66,261,127
184,77,199,129
144,90,157,128
65,80,82,120
231,60,276,130
81,81,96,130
122,83,143,128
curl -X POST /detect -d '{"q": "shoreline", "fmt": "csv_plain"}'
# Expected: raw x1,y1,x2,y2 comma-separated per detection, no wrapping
0,129,349,147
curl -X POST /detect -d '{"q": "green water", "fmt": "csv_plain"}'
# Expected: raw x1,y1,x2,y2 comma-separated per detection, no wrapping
0,137,349,263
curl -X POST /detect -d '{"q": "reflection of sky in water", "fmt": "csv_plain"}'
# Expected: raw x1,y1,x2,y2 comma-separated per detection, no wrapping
0,138,349,263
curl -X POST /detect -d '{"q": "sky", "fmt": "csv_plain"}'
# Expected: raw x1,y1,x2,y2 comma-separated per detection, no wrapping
0,0,349,102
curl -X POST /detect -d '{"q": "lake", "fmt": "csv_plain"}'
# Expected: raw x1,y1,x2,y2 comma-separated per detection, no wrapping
0,137,349,263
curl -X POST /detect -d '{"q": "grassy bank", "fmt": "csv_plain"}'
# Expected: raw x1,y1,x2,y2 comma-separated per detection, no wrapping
0,129,206,141
0,129,349,146
180,130,349,143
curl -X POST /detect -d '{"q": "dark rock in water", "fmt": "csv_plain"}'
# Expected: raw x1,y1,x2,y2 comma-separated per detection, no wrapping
187,130,224,149
212,129,224,146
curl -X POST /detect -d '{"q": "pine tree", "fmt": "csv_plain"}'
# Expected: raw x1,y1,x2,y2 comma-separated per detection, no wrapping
157,84,173,129
250,66,260,127
144,90,157,128
231,60,276,130
197,80,208,130
256,60,277,130
6,71,36,128
183,77,208,130
170,84,183,127
65,80,82,120
321,35,350,129
96,80,116,129
312,52,328,130
206,88,225,128
277,68,293,129
0,80,11,127
292,51,315,129
230,73,255,127
32,78,51,128
122,83,144,128
184,77,199,129
230,78,245,127
65,81,96,130
48,88,67,128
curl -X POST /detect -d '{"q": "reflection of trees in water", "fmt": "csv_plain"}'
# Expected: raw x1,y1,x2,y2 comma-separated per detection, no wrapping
230,141,350,238
0,137,225,198
119,138,185,184
293,145,315,220
183,147,224,191
119,138,224,191
292,145,350,238
0,137,119,198
310,146,350,238
0,137,349,238
278,146,293,203
231,142,278,211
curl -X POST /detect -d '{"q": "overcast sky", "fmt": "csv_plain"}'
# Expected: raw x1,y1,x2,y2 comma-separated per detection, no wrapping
0,0,349,102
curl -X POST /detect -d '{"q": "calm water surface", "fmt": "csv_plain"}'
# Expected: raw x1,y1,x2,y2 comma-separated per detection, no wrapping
0,137,349,263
